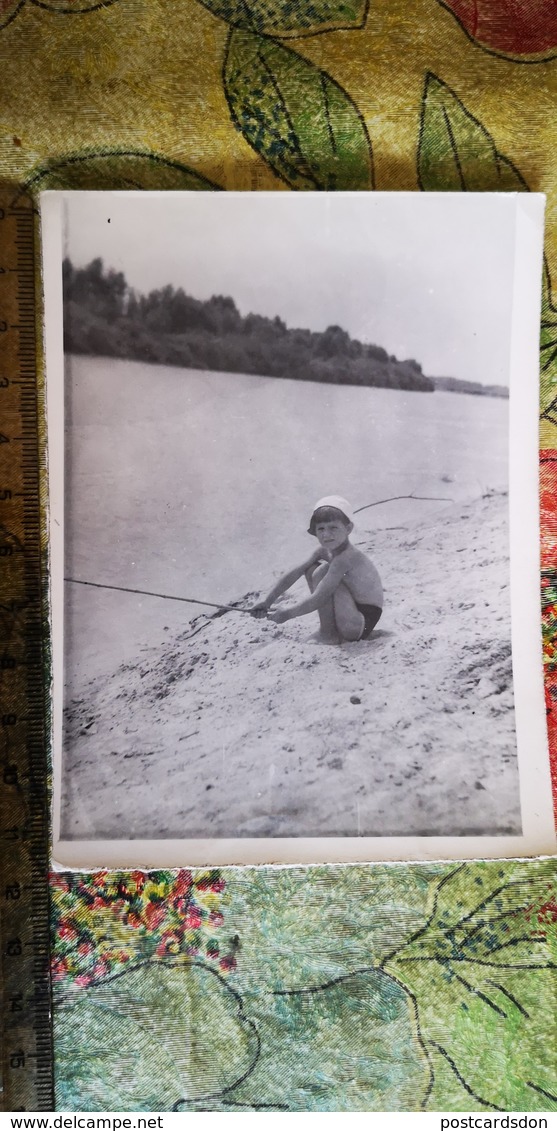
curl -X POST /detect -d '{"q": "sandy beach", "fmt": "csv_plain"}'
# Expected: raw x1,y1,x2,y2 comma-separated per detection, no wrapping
61,490,521,840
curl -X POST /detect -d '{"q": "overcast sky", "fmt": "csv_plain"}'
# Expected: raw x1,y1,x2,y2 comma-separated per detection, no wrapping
61,191,519,385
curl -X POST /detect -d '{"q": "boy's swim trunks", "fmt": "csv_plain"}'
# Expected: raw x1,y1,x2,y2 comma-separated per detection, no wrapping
354,602,382,640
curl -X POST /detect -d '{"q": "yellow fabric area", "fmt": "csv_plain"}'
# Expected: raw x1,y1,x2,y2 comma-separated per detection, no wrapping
3,1,557,448
0,0,555,225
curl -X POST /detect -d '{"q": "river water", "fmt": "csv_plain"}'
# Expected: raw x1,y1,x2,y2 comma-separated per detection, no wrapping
64,355,509,697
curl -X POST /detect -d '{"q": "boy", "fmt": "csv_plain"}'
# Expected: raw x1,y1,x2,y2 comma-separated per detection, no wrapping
251,496,383,644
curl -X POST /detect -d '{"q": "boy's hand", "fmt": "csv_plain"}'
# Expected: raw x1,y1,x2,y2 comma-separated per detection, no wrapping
250,601,269,619
267,607,290,625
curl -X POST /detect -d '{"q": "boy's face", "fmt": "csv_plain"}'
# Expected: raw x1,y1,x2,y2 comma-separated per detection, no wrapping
314,515,352,551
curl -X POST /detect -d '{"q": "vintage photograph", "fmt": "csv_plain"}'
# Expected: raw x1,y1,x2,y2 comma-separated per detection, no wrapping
43,191,550,854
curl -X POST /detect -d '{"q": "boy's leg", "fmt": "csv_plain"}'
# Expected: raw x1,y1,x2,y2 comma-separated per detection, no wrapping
308,562,339,643
333,584,365,642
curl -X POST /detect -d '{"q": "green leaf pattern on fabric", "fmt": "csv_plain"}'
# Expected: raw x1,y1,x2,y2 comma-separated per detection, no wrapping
418,73,528,192
56,963,257,1112
54,863,557,1112
224,29,373,189
540,261,557,426
23,151,221,194
384,862,557,1112
180,969,431,1111
197,0,368,37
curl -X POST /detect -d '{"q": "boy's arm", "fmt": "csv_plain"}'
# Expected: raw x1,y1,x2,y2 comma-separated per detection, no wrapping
272,555,348,621
250,549,322,616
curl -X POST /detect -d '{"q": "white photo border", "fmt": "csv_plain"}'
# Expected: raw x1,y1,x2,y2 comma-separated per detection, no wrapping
41,190,556,868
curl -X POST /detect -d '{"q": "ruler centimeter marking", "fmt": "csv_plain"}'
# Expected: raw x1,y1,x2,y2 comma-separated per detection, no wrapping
0,193,54,1111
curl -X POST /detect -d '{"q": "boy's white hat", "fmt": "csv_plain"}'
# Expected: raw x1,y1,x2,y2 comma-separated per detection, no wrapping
308,495,355,534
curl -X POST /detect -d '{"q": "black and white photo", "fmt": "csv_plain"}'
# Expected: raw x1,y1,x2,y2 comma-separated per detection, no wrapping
42,190,554,864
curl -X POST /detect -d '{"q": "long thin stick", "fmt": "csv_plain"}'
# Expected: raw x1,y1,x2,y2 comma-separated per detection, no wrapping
64,577,251,612
354,493,451,515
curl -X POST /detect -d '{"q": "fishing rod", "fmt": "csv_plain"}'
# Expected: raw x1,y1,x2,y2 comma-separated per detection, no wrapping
353,493,451,514
64,494,452,611
64,577,252,613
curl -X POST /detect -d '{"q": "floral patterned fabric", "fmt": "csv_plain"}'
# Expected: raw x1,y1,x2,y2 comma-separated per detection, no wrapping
1,0,556,1111
52,862,557,1111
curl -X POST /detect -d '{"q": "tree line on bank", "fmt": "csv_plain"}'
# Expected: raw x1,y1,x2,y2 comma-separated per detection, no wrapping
62,256,430,392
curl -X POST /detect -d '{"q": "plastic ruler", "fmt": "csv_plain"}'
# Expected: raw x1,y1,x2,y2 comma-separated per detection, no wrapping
0,191,54,1111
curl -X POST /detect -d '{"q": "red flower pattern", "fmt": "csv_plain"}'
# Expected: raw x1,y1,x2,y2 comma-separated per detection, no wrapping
439,0,557,59
51,869,237,993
